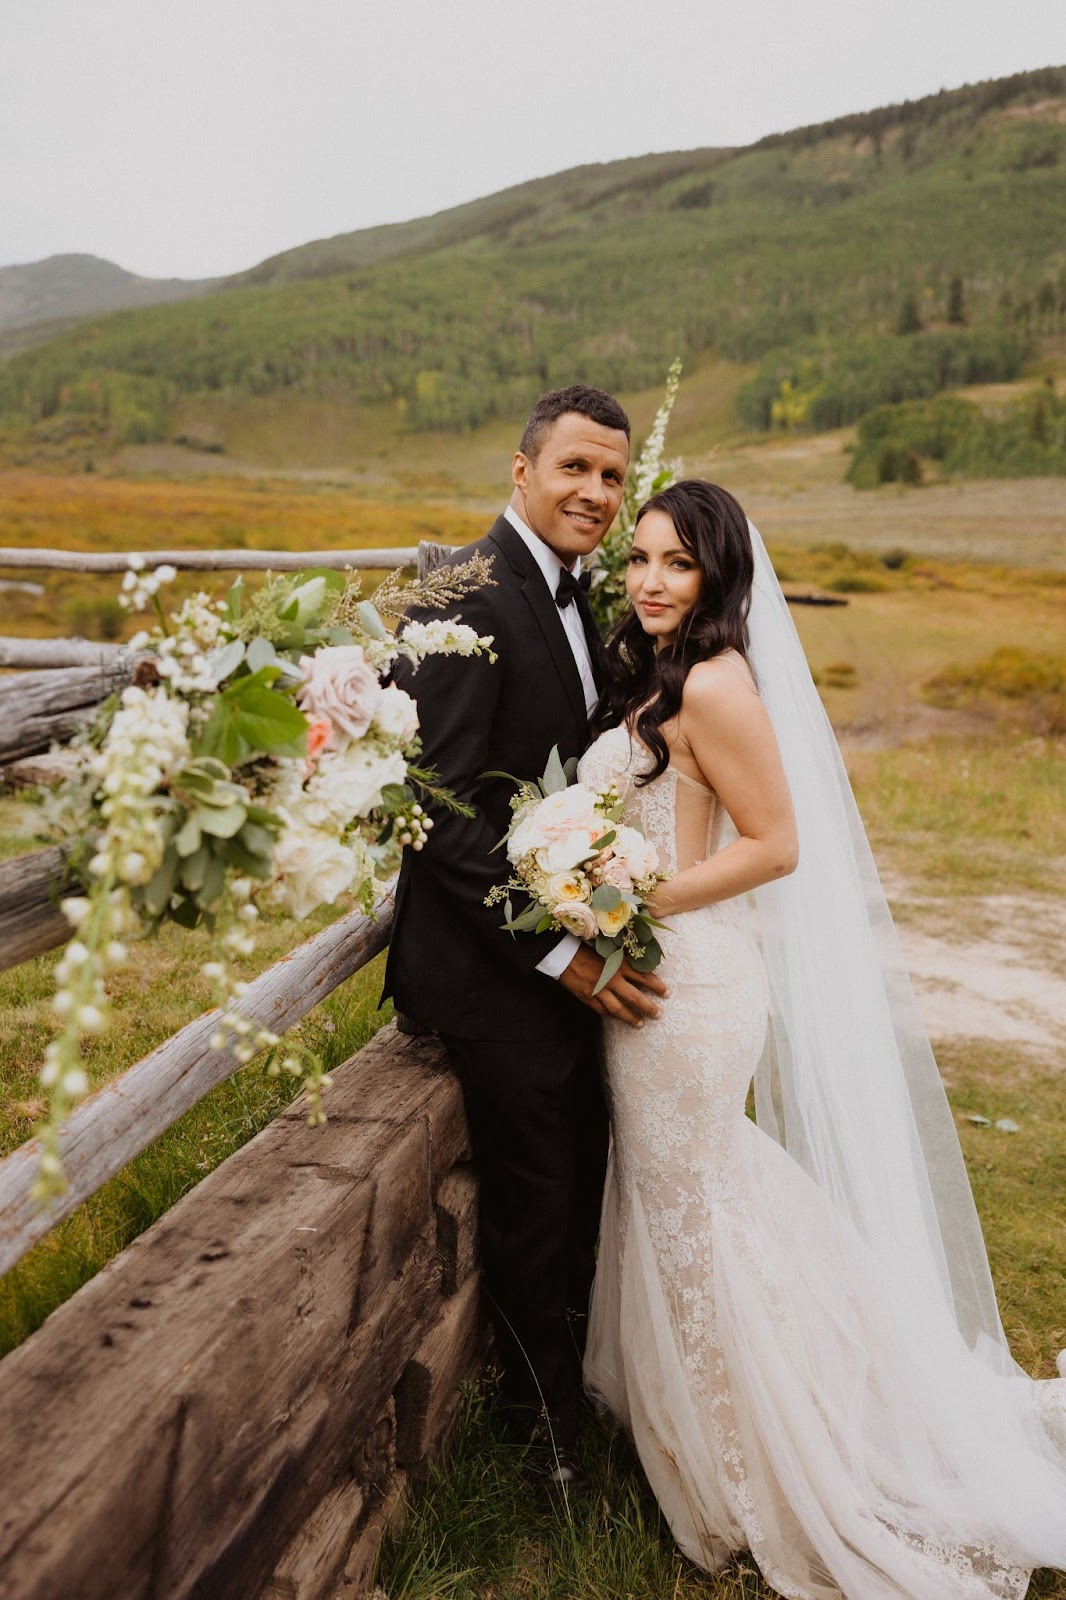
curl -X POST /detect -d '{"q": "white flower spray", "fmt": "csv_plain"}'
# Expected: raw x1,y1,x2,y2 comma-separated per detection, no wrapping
589,357,684,631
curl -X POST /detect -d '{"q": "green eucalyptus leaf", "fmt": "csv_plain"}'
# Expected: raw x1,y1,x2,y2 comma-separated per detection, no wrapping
286,575,328,625
627,938,663,973
201,853,226,905
174,813,203,858
246,636,278,673
591,884,622,912
218,837,274,878
237,820,276,857
541,745,569,795
594,934,616,958
591,830,616,851
207,639,246,685
197,802,247,839
143,849,181,918
180,843,209,892
243,803,283,832
356,600,387,640
592,946,624,996
322,626,356,647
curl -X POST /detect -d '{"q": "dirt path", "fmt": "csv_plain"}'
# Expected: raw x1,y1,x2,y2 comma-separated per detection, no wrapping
892,890,1066,1057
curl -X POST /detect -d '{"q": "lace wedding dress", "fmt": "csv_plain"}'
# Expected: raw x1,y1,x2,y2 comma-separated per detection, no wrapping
579,722,1066,1600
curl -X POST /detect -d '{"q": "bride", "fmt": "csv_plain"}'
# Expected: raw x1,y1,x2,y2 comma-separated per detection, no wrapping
578,480,1066,1599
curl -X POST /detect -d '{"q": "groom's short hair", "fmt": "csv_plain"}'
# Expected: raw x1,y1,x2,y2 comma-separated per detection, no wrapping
519,385,631,461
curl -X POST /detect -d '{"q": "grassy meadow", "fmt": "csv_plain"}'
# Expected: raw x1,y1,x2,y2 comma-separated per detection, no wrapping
0,367,1063,1596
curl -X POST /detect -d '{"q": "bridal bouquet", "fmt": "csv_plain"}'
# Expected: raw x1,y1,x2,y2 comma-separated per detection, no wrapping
37,554,496,1197
487,749,669,992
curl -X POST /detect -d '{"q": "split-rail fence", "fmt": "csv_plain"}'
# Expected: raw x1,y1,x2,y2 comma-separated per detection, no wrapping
0,542,484,1600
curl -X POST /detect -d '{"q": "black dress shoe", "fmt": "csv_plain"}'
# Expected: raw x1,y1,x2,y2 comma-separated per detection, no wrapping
530,1443,591,1496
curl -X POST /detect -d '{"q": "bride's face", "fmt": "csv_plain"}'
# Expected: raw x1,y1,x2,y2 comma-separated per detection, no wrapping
626,510,703,645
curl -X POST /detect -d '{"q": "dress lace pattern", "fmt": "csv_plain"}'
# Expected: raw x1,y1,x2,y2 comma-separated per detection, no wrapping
580,726,1063,1600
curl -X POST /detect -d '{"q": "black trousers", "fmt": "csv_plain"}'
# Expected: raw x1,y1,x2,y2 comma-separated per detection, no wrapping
440,1022,609,1451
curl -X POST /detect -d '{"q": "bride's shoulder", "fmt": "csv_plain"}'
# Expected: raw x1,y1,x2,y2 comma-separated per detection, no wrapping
681,650,758,711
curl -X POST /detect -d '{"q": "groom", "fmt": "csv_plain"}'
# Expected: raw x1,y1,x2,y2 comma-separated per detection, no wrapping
384,384,665,1487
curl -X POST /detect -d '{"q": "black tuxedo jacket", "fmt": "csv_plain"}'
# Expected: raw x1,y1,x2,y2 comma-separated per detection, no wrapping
383,516,606,1041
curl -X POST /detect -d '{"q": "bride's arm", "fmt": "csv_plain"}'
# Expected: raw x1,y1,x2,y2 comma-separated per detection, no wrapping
648,658,798,918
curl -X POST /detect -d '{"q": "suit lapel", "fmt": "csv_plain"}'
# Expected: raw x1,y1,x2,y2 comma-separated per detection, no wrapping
487,519,589,735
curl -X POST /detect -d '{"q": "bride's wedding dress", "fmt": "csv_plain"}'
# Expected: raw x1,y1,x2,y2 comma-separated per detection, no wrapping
578,721,1066,1600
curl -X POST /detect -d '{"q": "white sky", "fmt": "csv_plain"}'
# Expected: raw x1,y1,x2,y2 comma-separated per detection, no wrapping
2,0,1064,280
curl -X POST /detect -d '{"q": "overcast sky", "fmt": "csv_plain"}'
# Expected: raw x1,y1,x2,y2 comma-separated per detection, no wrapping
3,0,1064,281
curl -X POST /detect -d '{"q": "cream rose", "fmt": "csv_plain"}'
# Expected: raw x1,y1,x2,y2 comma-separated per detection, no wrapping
298,645,382,742
595,900,634,937
545,870,587,904
554,901,598,940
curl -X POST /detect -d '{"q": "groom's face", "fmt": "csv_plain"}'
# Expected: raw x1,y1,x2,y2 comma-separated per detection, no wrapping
511,412,629,565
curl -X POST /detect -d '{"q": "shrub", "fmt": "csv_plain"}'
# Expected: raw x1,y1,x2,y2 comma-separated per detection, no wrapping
881,546,912,569
65,597,126,641
923,648,1066,732
826,574,889,593
847,388,1066,487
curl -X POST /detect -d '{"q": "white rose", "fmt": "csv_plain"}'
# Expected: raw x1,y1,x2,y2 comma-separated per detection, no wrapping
342,745,407,819
613,825,659,883
534,784,602,841
545,870,587,904
507,812,542,864
373,684,420,746
273,824,356,919
595,900,634,938
541,830,598,873
297,645,382,742
554,901,598,939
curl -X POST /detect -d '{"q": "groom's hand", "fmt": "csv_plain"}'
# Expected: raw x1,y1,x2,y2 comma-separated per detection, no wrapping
558,945,667,1027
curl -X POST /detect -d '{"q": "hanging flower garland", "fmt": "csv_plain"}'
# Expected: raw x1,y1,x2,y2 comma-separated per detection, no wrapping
37,555,495,1199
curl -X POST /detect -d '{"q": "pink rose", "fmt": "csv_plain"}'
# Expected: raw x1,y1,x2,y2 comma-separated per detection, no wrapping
602,855,635,891
304,717,334,777
297,646,381,744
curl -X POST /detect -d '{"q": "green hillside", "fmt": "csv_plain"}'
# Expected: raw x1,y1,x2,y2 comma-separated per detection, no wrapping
1,67,1064,452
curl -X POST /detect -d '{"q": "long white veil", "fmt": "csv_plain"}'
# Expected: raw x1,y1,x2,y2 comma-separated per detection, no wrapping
744,520,1015,1367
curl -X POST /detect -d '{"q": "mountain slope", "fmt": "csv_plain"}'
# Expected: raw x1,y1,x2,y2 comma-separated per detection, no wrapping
2,67,1064,446
0,253,217,339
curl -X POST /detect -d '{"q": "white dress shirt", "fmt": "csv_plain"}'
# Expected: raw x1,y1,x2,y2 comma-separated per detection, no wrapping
502,503,594,980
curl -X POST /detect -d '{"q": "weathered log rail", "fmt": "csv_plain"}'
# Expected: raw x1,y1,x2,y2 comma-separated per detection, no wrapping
0,1023,483,1600
0,537,487,1598
0,546,421,573
0,889,395,1277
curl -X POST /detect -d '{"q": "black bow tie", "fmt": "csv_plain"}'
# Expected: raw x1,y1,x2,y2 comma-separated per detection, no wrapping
555,568,592,609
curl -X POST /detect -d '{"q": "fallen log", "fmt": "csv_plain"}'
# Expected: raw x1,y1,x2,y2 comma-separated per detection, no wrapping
0,1025,477,1600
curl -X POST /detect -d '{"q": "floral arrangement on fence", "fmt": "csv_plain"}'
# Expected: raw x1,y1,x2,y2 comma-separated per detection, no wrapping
588,357,684,632
37,555,495,1198
486,748,669,992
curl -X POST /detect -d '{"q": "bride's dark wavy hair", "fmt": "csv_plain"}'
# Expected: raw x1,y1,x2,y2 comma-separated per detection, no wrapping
601,479,755,784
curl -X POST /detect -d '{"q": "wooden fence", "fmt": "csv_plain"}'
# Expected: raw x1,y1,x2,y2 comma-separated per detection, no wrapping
0,542,483,1599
